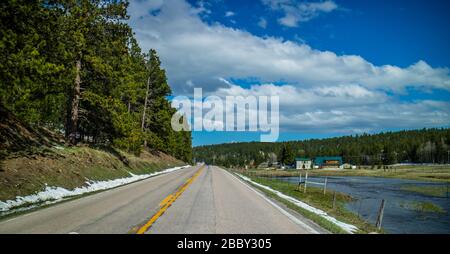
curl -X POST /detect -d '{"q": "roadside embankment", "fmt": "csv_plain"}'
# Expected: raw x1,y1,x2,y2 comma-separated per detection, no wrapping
0,146,186,210
0,105,189,214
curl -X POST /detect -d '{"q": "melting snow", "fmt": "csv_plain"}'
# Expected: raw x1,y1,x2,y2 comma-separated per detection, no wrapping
0,165,190,213
236,173,359,234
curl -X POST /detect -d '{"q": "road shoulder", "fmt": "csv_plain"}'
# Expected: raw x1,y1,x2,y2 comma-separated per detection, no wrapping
221,168,329,234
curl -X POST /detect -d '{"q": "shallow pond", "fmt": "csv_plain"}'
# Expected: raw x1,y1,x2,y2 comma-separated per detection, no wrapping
273,175,450,234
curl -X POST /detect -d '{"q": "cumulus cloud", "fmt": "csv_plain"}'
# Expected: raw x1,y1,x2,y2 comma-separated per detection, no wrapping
128,0,164,19
262,0,338,27
172,81,450,133
280,100,450,133
205,82,450,133
129,0,450,134
129,0,450,93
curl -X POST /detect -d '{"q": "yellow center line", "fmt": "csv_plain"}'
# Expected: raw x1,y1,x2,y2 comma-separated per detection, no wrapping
159,194,173,207
136,165,205,234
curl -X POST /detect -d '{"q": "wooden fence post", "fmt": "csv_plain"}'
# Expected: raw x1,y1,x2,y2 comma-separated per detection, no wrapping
298,172,302,191
304,171,308,194
332,191,337,210
376,199,386,230
447,183,449,199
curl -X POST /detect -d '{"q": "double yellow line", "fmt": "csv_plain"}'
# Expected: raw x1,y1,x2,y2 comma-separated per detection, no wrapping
136,165,205,234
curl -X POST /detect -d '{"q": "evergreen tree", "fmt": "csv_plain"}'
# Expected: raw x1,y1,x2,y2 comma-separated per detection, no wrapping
194,128,450,166
279,143,295,166
0,1,192,162
0,0,66,127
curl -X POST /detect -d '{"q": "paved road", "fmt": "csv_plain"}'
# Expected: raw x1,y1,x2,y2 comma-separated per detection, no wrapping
0,165,321,234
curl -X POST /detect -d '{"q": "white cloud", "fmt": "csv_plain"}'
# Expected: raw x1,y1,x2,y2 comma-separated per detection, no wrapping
192,0,212,16
174,81,450,133
127,0,164,19
225,11,235,17
129,0,450,134
212,82,450,133
258,17,268,28
129,0,450,93
262,0,339,27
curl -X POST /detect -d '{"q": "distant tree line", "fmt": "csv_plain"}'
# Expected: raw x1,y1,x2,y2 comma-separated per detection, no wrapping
193,128,450,167
0,0,192,162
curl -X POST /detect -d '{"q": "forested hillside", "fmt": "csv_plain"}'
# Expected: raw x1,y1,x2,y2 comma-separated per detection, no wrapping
0,0,192,162
193,128,450,167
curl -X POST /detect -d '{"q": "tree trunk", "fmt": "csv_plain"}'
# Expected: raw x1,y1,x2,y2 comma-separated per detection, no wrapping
141,76,150,131
68,58,82,145
142,61,158,148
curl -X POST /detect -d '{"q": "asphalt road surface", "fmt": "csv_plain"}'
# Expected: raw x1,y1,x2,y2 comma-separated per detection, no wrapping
0,165,323,234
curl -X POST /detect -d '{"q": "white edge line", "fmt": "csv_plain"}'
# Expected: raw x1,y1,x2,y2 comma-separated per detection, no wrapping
221,167,320,234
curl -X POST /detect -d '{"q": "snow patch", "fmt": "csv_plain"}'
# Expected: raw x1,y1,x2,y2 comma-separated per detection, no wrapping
236,173,359,234
0,165,190,213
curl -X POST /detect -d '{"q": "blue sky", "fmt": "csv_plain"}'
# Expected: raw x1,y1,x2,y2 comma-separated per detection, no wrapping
128,0,450,146
194,0,450,68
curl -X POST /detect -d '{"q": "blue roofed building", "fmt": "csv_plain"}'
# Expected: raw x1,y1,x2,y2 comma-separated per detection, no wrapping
314,156,343,169
295,156,343,169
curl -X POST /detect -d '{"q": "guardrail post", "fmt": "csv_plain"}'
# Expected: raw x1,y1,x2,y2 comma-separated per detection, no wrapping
323,177,328,195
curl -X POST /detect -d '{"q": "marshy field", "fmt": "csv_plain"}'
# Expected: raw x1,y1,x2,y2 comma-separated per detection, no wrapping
246,164,450,182
236,165,450,233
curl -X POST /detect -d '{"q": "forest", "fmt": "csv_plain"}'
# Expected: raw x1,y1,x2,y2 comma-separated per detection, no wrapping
193,128,450,168
0,0,192,162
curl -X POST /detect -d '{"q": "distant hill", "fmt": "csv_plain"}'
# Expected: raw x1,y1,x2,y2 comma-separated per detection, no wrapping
193,128,450,167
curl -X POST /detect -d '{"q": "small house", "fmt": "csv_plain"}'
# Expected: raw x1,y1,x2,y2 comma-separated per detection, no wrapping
296,157,312,169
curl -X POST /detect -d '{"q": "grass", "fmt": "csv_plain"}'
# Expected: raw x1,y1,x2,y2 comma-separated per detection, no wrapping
400,185,448,197
0,145,185,202
236,171,382,234
261,189,349,234
400,201,445,213
245,164,450,182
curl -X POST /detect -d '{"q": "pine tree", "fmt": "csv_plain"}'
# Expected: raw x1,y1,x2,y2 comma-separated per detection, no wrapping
140,49,172,147
279,143,295,166
0,0,192,161
56,0,131,145
0,0,66,126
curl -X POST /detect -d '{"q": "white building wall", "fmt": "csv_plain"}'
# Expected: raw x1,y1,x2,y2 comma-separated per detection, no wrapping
296,160,312,169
